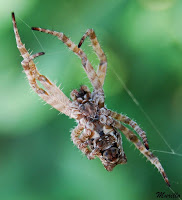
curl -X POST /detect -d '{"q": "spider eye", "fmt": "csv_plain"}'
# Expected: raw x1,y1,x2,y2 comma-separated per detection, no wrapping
102,147,119,162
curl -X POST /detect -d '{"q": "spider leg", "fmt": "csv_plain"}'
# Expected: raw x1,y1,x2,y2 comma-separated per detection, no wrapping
109,110,149,149
71,124,92,157
79,129,98,159
78,29,107,86
104,117,170,187
12,13,75,118
31,27,102,91
117,132,127,164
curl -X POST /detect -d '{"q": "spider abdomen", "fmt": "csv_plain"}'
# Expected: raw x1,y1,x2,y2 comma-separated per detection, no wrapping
86,125,127,171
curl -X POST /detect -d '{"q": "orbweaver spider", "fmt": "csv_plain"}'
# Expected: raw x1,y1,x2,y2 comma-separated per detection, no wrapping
12,12,170,186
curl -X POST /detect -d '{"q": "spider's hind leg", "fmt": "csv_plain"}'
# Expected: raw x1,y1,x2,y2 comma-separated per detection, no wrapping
78,29,107,86
109,119,170,187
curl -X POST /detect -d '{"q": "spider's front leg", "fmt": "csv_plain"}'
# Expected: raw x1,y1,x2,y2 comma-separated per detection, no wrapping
78,29,107,86
12,12,76,118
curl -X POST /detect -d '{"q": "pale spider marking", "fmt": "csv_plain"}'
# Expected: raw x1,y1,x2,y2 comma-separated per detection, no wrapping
12,12,170,187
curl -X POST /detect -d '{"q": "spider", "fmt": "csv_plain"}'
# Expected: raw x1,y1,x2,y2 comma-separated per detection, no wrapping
12,12,170,186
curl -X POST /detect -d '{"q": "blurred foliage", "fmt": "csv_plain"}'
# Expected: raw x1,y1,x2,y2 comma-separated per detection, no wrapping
0,0,182,199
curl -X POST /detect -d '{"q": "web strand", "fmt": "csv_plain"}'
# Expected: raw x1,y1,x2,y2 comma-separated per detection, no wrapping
175,143,182,153
169,187,182,200
17,16,45,52
151,149,182,157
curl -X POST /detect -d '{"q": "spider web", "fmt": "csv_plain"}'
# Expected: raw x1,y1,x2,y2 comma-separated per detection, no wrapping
17,16,182,200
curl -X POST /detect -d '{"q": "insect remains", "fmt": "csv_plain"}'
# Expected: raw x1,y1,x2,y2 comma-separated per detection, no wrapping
12,12,170,186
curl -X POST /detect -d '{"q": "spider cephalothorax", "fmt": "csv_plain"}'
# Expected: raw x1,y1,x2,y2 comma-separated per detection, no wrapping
12,12,170,186
70,85,98,119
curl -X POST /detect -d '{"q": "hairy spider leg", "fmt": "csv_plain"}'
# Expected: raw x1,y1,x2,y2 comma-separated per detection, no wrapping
109,119,170,187
117,132,127,164
79,128,99,159
71,124,92,157
109,110,149,149
31,27,103,91
78,29,107,86
12,13,74,118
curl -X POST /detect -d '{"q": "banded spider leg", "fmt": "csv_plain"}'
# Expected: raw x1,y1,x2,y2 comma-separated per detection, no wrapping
78,29,107,86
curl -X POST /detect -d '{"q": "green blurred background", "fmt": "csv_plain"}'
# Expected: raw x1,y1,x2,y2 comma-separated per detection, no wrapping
0,0,182,199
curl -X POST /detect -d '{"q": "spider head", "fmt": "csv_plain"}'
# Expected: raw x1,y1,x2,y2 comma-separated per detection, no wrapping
71,85,99,119
70,85,91,102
